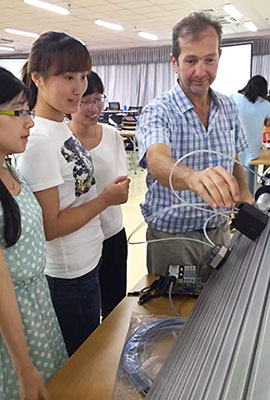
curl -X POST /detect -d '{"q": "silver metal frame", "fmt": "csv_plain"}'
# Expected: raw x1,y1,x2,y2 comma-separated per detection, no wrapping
148,220,270,400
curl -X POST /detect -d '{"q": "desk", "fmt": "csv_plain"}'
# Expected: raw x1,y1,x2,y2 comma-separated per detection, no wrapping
46,275,195,400
120,130,137,174
250,148,270,191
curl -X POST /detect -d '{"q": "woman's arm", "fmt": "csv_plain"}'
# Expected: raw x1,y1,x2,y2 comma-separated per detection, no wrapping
35,175,130,241
0,249,51,400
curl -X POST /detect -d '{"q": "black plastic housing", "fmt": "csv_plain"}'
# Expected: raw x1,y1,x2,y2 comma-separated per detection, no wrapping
231,202,269,241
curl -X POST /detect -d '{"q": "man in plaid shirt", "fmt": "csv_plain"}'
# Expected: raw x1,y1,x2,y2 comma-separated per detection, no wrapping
136,12,253,281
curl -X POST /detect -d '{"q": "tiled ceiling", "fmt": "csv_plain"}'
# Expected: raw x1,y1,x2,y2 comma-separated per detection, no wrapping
0,0,270,54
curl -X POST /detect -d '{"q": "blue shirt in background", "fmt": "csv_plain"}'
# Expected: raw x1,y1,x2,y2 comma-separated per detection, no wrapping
230,92,270,166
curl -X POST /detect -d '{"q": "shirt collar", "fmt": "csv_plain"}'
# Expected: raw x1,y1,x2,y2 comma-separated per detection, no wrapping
172,81,220,113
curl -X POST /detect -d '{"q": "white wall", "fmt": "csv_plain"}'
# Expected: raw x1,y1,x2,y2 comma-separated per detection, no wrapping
212,43,252,95
0,59,27,79
0,43,252,101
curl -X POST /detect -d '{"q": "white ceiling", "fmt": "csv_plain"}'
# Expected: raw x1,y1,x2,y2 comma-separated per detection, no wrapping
0,0,270,55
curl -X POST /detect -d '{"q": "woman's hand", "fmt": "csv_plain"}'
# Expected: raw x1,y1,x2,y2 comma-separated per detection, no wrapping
101,176,130,207
18,365,51,400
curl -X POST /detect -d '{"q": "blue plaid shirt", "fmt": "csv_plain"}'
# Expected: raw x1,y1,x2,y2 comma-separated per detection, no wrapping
136,83,248,233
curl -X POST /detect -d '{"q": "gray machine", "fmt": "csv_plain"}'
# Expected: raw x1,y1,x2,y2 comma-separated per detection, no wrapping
147,218,270,399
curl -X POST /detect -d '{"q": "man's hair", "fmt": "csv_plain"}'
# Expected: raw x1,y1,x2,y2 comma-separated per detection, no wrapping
172,12,222,60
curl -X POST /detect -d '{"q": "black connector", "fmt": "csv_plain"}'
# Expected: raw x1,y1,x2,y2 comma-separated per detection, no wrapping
231,202,269,241
169,276,177,285
209,245,230,270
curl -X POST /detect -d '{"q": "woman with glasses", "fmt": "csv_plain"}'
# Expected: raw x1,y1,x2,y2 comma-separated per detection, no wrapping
17,32,129,356
0,67,67,399
69,71,128,319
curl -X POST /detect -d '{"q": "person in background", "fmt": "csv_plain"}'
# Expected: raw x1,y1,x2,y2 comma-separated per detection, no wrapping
69,71,128,319
0,67,67,400
136,12,253,282
17,32,129,356
231,75,270,193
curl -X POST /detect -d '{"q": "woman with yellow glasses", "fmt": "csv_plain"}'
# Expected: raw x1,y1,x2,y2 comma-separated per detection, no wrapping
0,67,67,400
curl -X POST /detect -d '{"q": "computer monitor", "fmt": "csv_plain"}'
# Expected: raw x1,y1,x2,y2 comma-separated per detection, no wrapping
128,106,142,115
108,102,121,110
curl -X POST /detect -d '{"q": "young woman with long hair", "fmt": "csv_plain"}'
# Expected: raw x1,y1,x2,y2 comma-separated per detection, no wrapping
69,71,128,319
0,66,67,400
17,32,129,356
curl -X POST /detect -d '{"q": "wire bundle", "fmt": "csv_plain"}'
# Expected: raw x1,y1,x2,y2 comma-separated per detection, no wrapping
120,317,185,395
127,149,256,248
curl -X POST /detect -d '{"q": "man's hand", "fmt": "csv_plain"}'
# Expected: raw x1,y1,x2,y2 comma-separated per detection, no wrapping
18,365,51,400
239,191,254,205
184,166,240,208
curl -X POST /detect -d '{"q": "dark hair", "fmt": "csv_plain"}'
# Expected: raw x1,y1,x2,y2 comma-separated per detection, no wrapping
172,12,222,60
22,31,92,108
0,67,28,247
83,71,104,96
238,75,268,103
0,66,31,107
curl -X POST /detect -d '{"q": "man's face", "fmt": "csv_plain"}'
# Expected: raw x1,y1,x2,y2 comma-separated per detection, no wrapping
171,27,221,99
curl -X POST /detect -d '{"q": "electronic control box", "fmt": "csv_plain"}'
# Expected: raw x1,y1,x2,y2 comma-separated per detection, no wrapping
168,264,203,296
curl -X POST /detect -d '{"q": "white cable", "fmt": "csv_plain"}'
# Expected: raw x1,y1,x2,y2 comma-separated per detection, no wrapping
202,213,231,247
168,281,182,318
127,203,213,244
127,202,236,246
128,149,244,248
128,235,213,248
168,149,260,217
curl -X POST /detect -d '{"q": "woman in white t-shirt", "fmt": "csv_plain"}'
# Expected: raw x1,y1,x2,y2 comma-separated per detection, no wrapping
69,72,128,319
17,32,129,356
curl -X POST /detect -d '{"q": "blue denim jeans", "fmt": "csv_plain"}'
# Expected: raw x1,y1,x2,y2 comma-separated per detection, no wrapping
47,262,101,356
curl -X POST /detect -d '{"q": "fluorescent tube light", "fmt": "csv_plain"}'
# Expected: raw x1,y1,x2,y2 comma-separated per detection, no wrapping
95,19,123,31
244,21,258,32
5,28,39,38
138,32,158,41
24,0,70,15
0,46,15,52
223,4,242,20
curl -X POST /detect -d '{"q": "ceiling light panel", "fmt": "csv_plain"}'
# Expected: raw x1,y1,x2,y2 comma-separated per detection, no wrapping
0,46,15,52
24,0,70,15
244,21,258,32
95,19,123,31
223,4,242,20
138,32,158,41
4,28,39,38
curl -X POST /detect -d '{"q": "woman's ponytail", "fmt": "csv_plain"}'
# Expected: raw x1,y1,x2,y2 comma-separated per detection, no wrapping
21,61,38,109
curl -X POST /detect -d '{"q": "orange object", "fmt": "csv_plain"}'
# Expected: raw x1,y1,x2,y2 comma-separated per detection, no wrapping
263,126,270,142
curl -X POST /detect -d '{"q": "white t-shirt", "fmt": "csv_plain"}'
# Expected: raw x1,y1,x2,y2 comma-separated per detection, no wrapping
89,124,128,239
16,116,104,279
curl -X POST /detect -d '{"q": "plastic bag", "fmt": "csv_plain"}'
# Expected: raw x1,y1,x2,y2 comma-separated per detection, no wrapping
113,312,185,399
